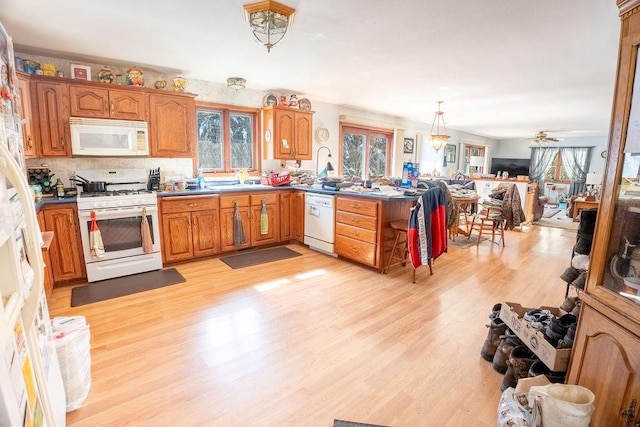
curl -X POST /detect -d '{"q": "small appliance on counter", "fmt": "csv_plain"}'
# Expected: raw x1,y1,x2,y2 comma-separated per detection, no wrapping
148,167,161,191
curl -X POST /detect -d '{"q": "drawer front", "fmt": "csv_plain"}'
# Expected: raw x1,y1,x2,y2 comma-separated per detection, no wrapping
335,235,376,266
161,196,219,213
336,222,376,244
336,210,377,230
336,197,378,216
220,195,250,209
250,193,278,206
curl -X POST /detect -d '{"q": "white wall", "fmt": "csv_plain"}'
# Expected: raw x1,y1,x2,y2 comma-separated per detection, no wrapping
491,136,608,174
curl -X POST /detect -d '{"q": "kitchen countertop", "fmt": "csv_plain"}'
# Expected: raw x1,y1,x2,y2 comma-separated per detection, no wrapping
35,184,420,206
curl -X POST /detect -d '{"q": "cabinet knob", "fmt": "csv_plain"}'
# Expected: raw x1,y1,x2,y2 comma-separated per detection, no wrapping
60,138,65,149
27,137,33,149
104,100,109,111
187,203,196,208
110,101,115,113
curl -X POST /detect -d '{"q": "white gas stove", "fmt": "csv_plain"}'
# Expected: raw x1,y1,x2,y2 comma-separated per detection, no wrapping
75,169,162,282
75,168,156,211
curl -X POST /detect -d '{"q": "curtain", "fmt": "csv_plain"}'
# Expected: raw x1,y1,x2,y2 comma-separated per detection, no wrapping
560,147,592,195
529,147,557,188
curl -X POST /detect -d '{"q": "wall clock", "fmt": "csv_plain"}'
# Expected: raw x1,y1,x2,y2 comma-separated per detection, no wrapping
315,127,329,144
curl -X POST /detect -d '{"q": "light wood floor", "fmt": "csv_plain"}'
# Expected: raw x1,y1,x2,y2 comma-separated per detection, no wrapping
48,224,576,427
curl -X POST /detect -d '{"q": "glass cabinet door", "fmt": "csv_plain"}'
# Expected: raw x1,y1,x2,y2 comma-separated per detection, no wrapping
592,45,640,310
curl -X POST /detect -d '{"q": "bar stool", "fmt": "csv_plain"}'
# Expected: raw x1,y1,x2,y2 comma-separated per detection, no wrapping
384,220,429,283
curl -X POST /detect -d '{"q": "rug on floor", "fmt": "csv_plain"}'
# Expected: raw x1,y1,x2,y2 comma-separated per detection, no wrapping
450,235,489,249
534,213,579,231
71,268,186,307
542,208,562,218
220,246,302,269
334,420,389,427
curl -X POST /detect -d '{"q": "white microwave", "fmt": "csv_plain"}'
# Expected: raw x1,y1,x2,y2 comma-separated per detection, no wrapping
70,117,150,157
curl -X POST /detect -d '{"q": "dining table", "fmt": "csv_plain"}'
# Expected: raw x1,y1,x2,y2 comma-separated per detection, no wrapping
450,196,480,240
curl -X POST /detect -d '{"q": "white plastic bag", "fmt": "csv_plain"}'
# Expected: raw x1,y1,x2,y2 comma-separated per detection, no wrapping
53,316,91,412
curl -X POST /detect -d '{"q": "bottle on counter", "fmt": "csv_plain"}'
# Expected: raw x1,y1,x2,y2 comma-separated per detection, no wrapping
55,178,65,198
197,165,205,189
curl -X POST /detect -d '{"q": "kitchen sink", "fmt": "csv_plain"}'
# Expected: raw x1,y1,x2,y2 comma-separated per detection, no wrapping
206,183,271,190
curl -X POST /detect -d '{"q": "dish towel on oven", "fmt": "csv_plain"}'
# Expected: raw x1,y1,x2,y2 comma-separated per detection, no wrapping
141,207,153,254
233,201,246,245
89,211,105,258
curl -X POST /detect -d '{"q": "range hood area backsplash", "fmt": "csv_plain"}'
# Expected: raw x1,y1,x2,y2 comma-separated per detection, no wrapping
25,157,193,188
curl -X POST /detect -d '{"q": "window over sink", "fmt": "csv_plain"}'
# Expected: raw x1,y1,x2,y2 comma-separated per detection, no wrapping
196,102,259,173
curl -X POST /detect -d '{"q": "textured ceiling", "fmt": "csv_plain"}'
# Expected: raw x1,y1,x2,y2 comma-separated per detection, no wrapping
0,0,621,141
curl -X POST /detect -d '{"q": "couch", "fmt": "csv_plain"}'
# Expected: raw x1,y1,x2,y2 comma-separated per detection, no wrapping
531,184,549,221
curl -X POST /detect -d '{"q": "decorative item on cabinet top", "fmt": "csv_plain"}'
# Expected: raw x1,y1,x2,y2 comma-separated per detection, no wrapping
172,76,187,92
125,65,144,86
98,66,114,84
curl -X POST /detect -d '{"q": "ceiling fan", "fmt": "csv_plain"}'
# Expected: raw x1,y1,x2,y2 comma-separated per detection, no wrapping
530,131,563,145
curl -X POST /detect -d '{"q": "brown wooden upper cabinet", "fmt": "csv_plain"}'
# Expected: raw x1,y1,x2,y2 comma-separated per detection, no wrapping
262,106,313,161
35,80,71,157
69,84,147,120
149,93,196,158
16,73,38,158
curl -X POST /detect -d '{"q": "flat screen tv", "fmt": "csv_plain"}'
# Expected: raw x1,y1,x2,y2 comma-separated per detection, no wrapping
490,158,531,177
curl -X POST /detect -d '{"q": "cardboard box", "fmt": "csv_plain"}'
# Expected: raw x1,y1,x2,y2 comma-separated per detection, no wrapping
499,301,572,372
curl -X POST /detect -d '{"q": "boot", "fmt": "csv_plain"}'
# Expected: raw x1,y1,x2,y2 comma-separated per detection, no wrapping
528,360,566,383
501,345,537,391
481,316,507,362
492,328,522,374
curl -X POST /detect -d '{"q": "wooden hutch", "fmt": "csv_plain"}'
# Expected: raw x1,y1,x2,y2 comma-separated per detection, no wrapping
566,0,640,424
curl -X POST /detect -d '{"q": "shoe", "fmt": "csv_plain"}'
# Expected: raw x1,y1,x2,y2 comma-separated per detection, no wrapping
570,272,587,290
492,328,522,374
524,309,552,331
489,303,502,320
481,317,508,362
559,296,577,312
570,299,582,317
501,345,538,391
560,267,580,284
528,360,566,383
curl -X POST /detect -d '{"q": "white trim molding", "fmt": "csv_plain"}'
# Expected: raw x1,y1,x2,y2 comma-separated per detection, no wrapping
339,115,406,131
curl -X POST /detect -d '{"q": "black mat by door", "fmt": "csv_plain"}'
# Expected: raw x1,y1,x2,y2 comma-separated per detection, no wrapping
220,246,302,269
71,268,186,307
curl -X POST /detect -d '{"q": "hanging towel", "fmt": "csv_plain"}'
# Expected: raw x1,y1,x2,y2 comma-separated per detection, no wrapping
233,201,246,245
141,207,153,253
89,211,105,258
260,198,268,235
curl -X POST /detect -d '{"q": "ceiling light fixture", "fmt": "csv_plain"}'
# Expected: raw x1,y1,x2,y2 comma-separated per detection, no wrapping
227,77,247,91
430,101,450,152
243,0,296,53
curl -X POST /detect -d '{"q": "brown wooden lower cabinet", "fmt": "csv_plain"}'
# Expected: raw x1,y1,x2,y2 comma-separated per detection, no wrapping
160,195,220,263
292,191,305,242
567,303,640,425
219,193,279,251
40,204,86,283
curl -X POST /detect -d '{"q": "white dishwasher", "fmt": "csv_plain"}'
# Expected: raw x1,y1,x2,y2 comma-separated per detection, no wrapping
304,193,337,256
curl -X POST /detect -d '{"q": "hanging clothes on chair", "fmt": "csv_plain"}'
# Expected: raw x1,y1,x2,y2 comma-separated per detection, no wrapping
407,187,448,269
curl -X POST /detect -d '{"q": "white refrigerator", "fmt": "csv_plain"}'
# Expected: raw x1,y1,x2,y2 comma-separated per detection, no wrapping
0,20,66,427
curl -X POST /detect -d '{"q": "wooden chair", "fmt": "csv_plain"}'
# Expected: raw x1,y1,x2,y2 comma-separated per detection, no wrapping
468,203,506,247
383,219,432,283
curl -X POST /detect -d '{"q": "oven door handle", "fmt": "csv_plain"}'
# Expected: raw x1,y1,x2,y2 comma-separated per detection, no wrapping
78,206,158,219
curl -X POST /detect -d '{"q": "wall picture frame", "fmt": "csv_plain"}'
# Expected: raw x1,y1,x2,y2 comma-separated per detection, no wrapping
403,137,414,154
444,144,457,163
70,64,91,80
